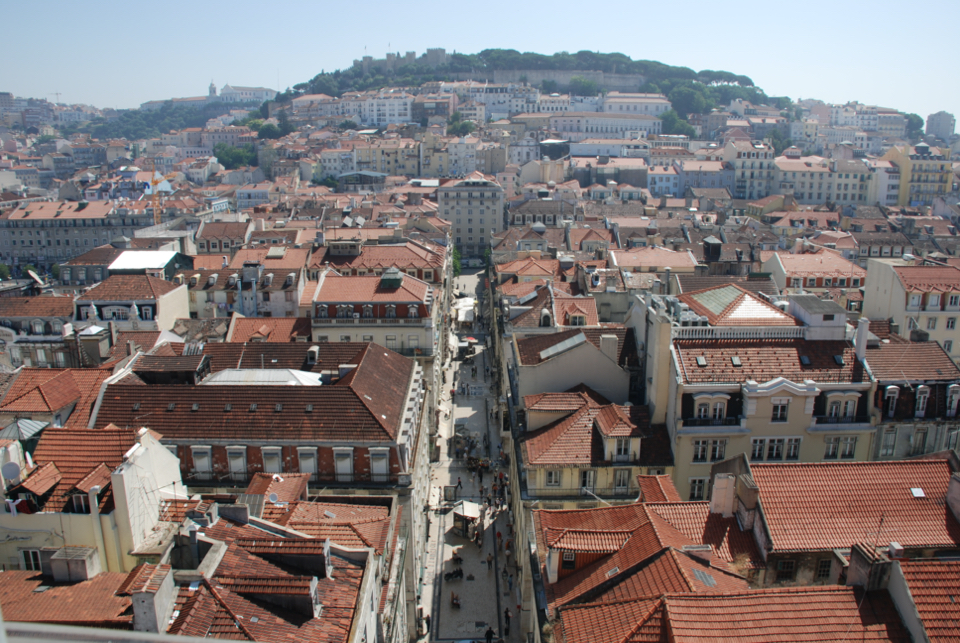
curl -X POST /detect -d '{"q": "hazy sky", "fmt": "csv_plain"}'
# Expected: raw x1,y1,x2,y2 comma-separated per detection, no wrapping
5,0,957,119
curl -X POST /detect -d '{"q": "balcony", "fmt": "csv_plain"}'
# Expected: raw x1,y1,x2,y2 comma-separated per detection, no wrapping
312,317,428,327
528,485,640,499
682,416,741,427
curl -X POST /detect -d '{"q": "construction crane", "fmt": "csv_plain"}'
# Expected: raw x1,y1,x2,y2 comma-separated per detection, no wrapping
149,172,178,225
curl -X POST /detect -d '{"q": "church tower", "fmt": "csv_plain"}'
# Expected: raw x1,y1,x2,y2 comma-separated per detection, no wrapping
208,81,217,99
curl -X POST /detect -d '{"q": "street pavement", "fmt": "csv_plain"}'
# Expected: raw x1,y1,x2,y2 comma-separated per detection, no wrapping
418,270,516,643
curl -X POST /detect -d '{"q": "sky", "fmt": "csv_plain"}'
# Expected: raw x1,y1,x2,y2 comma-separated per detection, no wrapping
5,0,958,120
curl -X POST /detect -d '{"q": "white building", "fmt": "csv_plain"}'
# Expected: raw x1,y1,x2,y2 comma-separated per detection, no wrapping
438,172,505,257
219,84,277,103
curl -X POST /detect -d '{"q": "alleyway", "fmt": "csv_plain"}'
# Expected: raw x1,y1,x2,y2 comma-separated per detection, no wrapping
419,270,518,643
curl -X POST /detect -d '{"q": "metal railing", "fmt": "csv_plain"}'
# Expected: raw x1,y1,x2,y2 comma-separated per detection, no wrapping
814,415,870,425
683,416,741,427
672,326,804,340
312,317,427,326
527,485,640,499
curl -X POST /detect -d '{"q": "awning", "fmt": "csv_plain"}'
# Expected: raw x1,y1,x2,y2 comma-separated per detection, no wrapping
453,500,482,520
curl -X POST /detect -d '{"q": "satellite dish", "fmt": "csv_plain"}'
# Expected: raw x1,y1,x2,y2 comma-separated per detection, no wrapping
268,492,279,504
27,270,44,286
1,461,20,480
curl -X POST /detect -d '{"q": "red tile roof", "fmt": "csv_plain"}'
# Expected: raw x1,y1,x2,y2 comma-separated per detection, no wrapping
259,501,391,554
246,472,309,502
230,317,313,343
898,559,960,643
0,570,133,628
557,587,910,643
0,368,112,426
77,274,182,301
516,327,628,366
0,295,75,318
677,284,800,326
645,502,764,569
198,221,250,240
864,341,960,380
524,387,611,412
315,272,431,303
750,459,960,552
16,425,143,512
636,475,681,503
893,265,960,292
310,242,443,273
93,344,414,442
674,339,865,384
228,247,310,271
770,248,866,278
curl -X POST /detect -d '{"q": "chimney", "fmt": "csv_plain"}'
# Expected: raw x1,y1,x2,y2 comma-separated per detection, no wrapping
793,237,803,254
709,473,735,517
681,544,714,567
127,340,137,356
846,542,891,591
855,318,870,362
659,194,667,208
131,564,176,633
222,255,228,268
50,546,101,582
598,334,618,363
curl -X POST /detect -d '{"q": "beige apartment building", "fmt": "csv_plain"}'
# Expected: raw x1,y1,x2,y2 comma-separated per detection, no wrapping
882,142,953,207
438,172,505,258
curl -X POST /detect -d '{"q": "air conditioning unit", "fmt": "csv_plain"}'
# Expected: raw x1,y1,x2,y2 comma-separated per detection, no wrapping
353,313,360,319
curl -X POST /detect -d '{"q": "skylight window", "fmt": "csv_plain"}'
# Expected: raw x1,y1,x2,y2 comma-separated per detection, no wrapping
191,403,200,412
167,403,176,411
731,356,742,367
249,403,257,412
275,404,283,412
911,487,925,498
834,355,845,365
696,356,707,367
692,568,717,587
224,404,232,411
800,356,812,365
305,404,313,412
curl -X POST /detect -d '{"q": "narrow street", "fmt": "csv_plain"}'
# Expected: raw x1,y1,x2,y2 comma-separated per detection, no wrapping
419,269,517,643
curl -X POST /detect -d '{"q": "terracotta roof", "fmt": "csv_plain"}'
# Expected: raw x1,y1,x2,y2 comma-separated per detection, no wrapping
246,472,310,502
200,342,368,373
259,501,391,554
557,587,910,643
228,247,310,271
0,570,133,627
865,341,960,380
94,344,414,442
750,459,960,552
898,559,960,643
677,284,800,327
16,425,143,512
315,272,430,303
0,295,75,318
77,274,181,301
524,385,612,412
893,265,960,292
674,339,865,384
191,254,230,269
636,475,681,503
230,317,313,343
516,327,628,366
769,249,866,278
198,221,250,240
0,368,112,426
646,502,764,569
63,245,126,266
311,242,443,272
610,247,699,269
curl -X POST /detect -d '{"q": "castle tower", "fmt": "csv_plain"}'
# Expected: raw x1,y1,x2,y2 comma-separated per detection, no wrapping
209,81,217,98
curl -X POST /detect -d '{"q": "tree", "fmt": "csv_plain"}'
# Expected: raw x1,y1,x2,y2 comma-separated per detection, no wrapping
257,123,282,139
277,110,295,136
766,129,793,156
36,134,57,145
541,79,559,94
21,264,38,277
659,110,696,137
214,143,258,169
338,120,358,130
0,264,10,280
667,86,707,117
905,113,924,140
568,75,599,96
313,176,338,189
50,264,60,280
259,101,271,119
452,246,462,278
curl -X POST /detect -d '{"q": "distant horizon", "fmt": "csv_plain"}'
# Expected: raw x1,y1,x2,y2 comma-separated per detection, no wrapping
3,0,957,120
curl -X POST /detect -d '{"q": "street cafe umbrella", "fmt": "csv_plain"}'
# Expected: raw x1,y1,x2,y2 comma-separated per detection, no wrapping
464,337,478,343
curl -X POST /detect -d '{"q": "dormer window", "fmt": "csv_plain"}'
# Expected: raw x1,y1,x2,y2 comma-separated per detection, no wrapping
948,384,960,418
909,294,922,308
362,305,373,318
337,305,353,319
915,386,930,418
885,385,900,417
928,294,941,308
408,306,419,319
386,305,397,319
569,314,585,327
317,305,328,318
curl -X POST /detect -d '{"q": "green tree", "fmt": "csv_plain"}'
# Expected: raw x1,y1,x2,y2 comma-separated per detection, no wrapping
278,110,295,136
541,79,559,94
659,110,696,137
905,113,924,140
21,264,39,278
0,264,10,280
258,123,282,139
50,264,60,280
36,134,57,145
214,143,258,169
338,120,358,130
667,86,707,116
766,129,793,155
313,176,338,189
568,75,599,96
259,101,271,119
452,246,462,278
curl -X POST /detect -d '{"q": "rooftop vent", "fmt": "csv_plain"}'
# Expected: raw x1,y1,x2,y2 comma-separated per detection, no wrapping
910,487,925,498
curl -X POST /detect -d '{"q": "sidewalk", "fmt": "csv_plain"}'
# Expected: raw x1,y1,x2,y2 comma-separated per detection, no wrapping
420,318,518,642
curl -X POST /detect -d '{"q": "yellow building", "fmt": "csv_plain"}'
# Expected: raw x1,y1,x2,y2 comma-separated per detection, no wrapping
354,138,421,176
627,285,876,500
882,142,952,206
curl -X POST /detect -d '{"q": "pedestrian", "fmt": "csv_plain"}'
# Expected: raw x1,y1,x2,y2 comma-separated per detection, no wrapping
457,477,463,490
485,626,495,643
472,470,477,485
455,447,461,460
479,484,485,497
504,608,512,635
487,494,492,506
497,530,502,547
508,574,514,591
478,469,483,484
492,483,499,496
424,614,431,635
487,553,493,571
499,470,504,483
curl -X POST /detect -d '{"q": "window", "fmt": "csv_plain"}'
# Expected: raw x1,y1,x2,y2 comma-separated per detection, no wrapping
692,440,709,463
614,469,631,491
21,549,42,571
362,305,373,318
751,438,766,461
545,470,561,486
911,428,928,456
948,318,957,330
689,478,707,501
771,400,789,422
334,448,353,482
880,429,897,457
696,403,709,419
262,448,281,473
786,438,801,460
385,335,397,349
562,552,576,569
766,438,784,461
385,305,396,319
191,446,212,478
71,494,90,514
580,469,595,491
227,447,246,480
370,448,389,482
298,448,317,480
916,386,930,418
262,292,270,302
362,334,373,342
885,386,900,417
950,294,960,307
615,438,629,459
339,335,351,342
776,559,796,582
816,559,832,580
712,402,726,421
828,401,841,418
910,294,922,308
927,317,937,330
710,439,727,462
807,277,816,287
